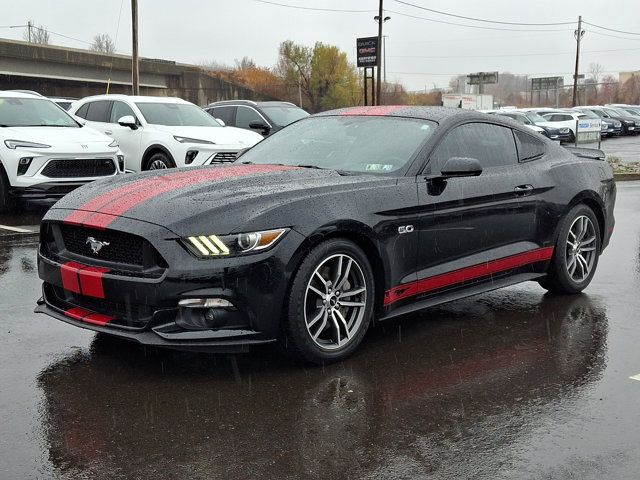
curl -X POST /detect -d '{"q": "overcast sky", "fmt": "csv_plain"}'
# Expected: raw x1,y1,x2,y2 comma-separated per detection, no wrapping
3,0,640,90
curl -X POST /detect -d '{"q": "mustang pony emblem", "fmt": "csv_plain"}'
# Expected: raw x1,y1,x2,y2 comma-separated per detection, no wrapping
86,237,110,254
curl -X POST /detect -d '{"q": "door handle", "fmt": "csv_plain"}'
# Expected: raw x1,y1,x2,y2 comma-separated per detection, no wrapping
104,130,113,135
514,184,534,195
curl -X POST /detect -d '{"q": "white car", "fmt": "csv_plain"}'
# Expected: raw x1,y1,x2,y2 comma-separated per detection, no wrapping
541,110,600,141
68,95,263,171
0,91,124,212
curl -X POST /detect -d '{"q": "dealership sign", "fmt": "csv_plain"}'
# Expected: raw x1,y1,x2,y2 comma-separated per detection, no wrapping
576,119,601,144
356,36,379,67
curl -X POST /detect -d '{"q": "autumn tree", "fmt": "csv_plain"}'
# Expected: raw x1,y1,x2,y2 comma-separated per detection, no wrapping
90,34,116,54
277,40,360,112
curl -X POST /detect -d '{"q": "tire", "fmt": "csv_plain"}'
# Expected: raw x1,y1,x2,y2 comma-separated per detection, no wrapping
0,165,17,214
539,204,601,294
282,238,375,364
145,152,174,170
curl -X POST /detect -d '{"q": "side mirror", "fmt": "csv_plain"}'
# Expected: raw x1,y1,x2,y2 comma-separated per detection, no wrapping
118,115,138,130
215,118,226,127
439,157,483,178
249,121,271,135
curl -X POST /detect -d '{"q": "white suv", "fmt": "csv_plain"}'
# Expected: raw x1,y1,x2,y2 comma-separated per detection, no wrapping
69,95,263,171
0,91,124,212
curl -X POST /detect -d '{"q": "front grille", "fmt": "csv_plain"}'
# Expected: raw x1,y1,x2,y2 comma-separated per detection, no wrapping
60,224,146,266
41,158,116,178
210,151,238,163
47,284,152,329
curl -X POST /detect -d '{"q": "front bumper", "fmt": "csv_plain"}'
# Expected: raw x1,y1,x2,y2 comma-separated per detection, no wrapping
36,215,307,351
11,181,88,204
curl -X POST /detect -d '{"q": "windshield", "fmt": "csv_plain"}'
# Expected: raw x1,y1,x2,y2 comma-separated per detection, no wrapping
624,108,640,116
589,109,607,118
498,113,525,124
603,108,622,118
136,102,221,127
262,105,309,127
239,116,435,174
524,112,548,123
0,97,78,127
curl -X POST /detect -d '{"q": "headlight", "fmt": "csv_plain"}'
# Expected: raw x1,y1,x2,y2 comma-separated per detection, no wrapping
182,228,288,258
4,139,51,149
173,135,215,145
559,127,570,133
108,139,119,148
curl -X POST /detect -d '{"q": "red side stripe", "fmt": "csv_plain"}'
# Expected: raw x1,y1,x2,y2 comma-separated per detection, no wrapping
60,262,84,294
65,307,91,321
384,247,554,306
64,165,295,228
341,105,407,116
78,266,110,299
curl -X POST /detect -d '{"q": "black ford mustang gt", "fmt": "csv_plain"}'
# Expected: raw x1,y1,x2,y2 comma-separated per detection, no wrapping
36,106,616,363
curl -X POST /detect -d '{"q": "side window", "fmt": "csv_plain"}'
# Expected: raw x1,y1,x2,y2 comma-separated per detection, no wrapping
75,103,89,119
430,123,518,171
85,100,112,123
514,130,546,162
210,106,236,126
236,106,264,129
110,101,136,123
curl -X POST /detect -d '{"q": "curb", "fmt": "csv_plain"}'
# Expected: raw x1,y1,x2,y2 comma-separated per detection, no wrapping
614,173,640,181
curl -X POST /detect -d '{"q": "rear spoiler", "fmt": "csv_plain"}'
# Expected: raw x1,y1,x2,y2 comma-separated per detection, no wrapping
563,146,606,161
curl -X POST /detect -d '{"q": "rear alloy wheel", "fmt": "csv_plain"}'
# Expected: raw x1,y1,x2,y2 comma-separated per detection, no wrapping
146,152,173,170
284,239,374,364
539,204,601,294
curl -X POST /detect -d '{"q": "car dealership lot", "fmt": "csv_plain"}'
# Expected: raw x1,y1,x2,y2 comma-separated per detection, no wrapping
0,180,639,479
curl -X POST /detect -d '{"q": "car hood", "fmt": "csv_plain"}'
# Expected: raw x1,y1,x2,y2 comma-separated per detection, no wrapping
153,125,263,146
0,125,112,144
52,164,395,236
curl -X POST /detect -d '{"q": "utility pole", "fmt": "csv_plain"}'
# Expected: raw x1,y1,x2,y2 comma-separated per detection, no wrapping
27,21,32,43
376,0,383,105
572,15,584,107
383,35,387,85
131,0,140,95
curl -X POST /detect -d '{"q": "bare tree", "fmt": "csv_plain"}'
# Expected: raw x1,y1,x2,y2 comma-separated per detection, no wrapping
90,34,116,54
588,62,604,83
23,21,50,44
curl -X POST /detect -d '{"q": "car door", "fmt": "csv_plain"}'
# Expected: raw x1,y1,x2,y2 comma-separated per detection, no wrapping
108,100,143,171
413,122,541,299
78,100,113,133
235,106,272,136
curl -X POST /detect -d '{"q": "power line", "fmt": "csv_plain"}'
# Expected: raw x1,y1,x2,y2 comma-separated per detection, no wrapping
388,47,640,60
386,9,573,32
583,21,640,36
251,0,374,13
587,30,640,42
391,0,575,26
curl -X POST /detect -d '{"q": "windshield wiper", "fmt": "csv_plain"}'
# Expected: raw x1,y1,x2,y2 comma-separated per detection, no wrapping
19,124,75,127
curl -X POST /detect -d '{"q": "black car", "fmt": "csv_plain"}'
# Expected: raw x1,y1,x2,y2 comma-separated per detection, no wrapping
204,100,309,136
582,107,637,135
491,111,571,142
35,106,616,363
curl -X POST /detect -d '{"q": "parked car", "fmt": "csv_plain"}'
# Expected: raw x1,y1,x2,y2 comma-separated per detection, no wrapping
488,111,546,136
69,95,263,171
573,108,620,138
540,111,600,142
579,107,637,135
494,110,570,141
603,106,640,130
36,106,615,363
205,100,309,137
0,91,124,212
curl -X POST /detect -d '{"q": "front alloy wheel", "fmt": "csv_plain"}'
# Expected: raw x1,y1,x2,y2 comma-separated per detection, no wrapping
304,254,367,350
284,239,374,364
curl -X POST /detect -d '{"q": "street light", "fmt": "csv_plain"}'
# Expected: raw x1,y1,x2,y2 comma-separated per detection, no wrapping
374,14,390,105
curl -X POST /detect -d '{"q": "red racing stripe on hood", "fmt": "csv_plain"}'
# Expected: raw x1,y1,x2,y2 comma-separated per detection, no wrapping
64,165,295,229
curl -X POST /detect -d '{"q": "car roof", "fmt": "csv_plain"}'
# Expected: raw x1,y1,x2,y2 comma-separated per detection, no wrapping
76,94,191,104
206,100,298,108
313,105,501,124
0,90,48,99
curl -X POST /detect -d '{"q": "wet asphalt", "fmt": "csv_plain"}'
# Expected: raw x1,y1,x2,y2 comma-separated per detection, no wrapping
1,182,640,480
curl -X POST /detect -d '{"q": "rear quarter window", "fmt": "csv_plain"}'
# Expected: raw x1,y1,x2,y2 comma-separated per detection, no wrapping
514,130,546,162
